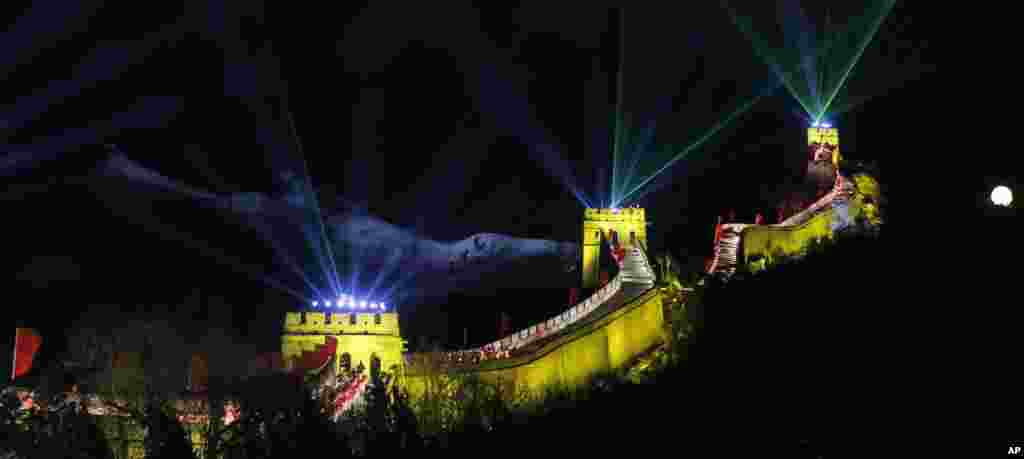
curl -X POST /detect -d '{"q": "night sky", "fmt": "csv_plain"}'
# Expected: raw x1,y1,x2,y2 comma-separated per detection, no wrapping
2,3,1008,364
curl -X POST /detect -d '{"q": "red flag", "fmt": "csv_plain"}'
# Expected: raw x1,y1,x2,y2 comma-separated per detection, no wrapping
600,271,609,287
13,328,42,380
568,288,578,306
289,336,337,381
755,213,764,225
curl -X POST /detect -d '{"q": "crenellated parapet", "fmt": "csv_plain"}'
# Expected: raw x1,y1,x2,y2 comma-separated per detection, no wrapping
283,311,401,336
583,207,646,223
281,311,406,381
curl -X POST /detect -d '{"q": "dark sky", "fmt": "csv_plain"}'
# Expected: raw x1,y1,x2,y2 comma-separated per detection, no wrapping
2,2,1003,353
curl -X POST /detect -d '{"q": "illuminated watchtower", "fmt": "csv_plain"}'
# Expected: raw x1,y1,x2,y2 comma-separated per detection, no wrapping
282,299,407,378
581,207,647,288
807,124,841,169
805,124,842,201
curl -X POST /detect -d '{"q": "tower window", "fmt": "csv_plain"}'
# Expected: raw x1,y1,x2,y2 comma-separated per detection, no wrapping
325,312,332,324
350,314,357,325
300,312,306,324
374,314,381,325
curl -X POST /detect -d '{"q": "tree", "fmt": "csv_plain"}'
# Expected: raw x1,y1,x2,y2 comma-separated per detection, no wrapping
405,350,460,438
1,385,116,459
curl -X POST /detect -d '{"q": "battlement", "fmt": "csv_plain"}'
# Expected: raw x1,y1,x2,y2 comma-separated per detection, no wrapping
583,207,646,222
807,127,839,146
283,311,401,337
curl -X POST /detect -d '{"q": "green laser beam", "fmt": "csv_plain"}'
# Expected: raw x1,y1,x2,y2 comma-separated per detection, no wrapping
613,67,730,205
612,113,627,203
618,92,765,204
724,2,817,119
818,1,896,121
618,142,646,204
611,8,626,205
616,124,661,206
614,150,652,208
727,1,896,123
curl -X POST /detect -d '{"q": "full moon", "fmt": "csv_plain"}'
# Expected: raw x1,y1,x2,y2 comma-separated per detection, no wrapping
991,185,1013,207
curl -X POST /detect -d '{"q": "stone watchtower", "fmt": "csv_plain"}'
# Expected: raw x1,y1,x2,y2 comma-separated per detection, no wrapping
281,305,407,378
807,126,840,167
581,207,647,289
806,126,842,194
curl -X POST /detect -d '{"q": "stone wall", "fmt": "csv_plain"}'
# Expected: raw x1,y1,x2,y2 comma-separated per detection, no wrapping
403,288,665,398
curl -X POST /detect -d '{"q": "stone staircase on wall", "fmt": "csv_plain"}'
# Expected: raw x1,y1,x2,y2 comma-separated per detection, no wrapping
708,224,747,276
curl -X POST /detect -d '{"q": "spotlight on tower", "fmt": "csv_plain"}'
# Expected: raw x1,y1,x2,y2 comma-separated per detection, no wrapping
360,301,367,309
312,301,319,307
821,122,832,129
